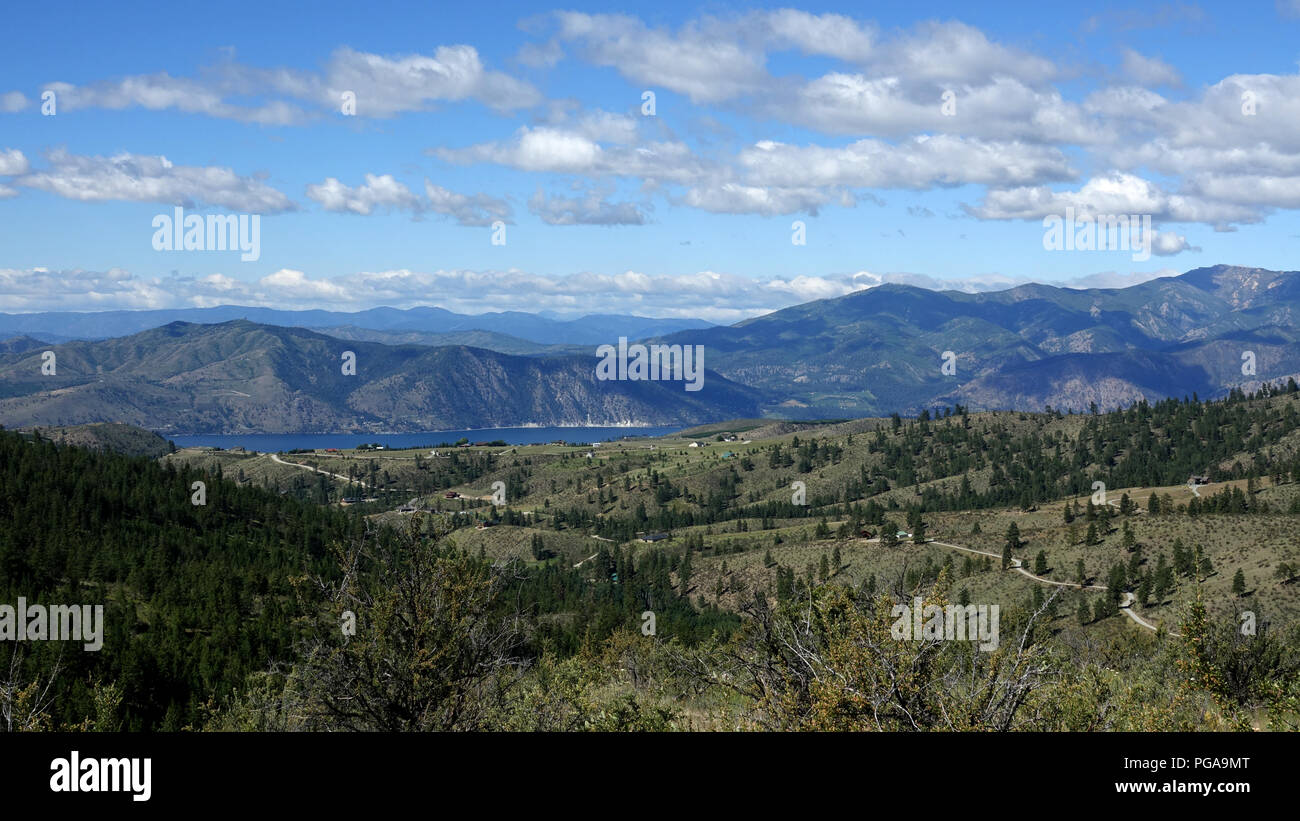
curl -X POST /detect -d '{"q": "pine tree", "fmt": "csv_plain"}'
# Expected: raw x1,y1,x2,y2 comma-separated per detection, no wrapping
678,549,693,593
1034,550,1048,575
1154,555,1173,600
1173,538,1193,576
1137,573,1152,606
1076,558,1087,587
1077,599,1091,625
1003,523,1021,570
1093,597,1108,622
1085,521,1099,545
1123,548,1144,579
1232,569,1246,597
1199,554,1214,577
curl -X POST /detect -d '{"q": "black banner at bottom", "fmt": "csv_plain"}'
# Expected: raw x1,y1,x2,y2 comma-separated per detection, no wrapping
0,731,1285,810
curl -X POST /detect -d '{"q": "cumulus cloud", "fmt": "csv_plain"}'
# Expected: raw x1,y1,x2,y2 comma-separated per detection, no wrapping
424,182,512,226
1150,230,1199,256
528,189,646,225
554,12,770,103
0,148,28,175
29,44,539,124
292,45,541,115
39,76,305,125
434,125,709,184
968,172,1261,227
1119,48,1182,87
866,20,1055,87
13,149,295,212
762,9,876,61
300,173,510,225
683,182,851,216
738,135,1075,189
306,174,421,215
11,11,1300,246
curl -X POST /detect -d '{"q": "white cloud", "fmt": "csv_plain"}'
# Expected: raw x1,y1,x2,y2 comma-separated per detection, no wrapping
304,45,541,115
0,264,1230,320
0,267,172,310
424,181,512,226
30,44,539,124
0,148,28,175
1119,48,1182,87
40,77,304,125
516,39,564,69
785,73,1098,142
762,10,875,61
435,126,709,184
1150,230,1199,256
867,20,1056,87
0,265,878,320
739,135,1075,189
1185,174,1300,210
683,182,847,216
13,149,295,212
306,174,421,215
969,172,1262,227
259,268,354,301
528,189,646,225
0,91,27,113
555,12,770,103
1058,268,1181,289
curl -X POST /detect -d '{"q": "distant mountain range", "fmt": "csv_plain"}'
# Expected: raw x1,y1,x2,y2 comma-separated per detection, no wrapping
1,264,1298,432
310,325,587,357
0,305,715,346
0,321,760,433
650,264,1300,417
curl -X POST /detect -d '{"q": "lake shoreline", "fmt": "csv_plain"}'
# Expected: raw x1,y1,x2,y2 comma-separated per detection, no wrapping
166,425,687,451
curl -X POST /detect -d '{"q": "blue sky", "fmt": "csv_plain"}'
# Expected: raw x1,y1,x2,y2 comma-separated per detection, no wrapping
2,0,1299,321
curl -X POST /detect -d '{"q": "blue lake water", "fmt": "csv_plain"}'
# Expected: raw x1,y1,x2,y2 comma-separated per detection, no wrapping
166,425,685,452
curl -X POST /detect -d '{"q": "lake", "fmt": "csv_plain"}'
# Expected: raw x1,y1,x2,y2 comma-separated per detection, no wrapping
166,425,686,452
